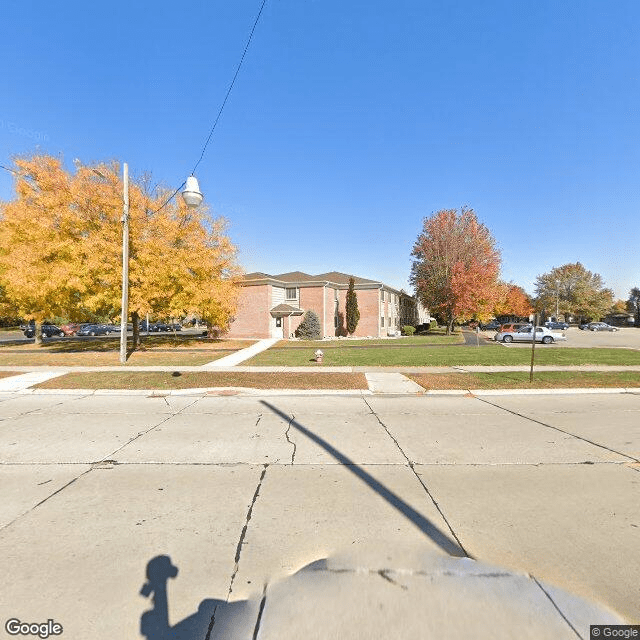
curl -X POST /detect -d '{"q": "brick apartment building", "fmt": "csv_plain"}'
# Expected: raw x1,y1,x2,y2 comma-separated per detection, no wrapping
226,271,429,339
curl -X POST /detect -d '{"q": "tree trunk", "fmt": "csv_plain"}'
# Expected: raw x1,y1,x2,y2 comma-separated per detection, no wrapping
447,316,455,335
132,311,140,349
34,320,42,346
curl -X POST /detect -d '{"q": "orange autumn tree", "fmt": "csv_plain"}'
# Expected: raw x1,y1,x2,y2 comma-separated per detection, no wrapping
494,283,533,319
410,207,502,334
0,154,241,347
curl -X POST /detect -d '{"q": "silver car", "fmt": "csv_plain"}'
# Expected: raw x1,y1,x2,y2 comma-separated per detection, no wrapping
494,326,567,345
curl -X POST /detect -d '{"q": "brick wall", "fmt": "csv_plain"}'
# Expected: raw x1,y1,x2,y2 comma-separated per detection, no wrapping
226,284,270,338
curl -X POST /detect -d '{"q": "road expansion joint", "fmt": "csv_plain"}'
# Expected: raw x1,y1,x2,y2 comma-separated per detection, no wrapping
362,397,471,558
476,396,640,463
531,575,583,639
0,467,93,533
104,397,201,460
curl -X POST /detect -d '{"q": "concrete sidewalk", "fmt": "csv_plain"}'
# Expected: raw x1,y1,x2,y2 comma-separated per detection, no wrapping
201,338,280,367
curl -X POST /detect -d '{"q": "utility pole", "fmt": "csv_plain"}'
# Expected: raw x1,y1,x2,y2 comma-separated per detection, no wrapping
120,163,130,364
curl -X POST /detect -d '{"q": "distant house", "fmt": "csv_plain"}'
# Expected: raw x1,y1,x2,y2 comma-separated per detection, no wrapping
226,271,429,339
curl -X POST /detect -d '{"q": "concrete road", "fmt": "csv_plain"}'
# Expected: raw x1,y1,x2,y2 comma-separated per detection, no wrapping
0,391,638,638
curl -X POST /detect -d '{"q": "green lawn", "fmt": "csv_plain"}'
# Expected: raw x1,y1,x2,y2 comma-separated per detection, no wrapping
273,332,463,348
407,370,640,390
247,344,640,367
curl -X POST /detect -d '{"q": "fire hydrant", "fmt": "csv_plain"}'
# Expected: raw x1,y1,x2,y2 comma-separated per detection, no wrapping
314,349,324,363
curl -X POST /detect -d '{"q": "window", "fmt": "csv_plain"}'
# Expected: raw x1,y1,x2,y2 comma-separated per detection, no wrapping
381,316,385,327
285,287,297,300
275,317,282,327
380,290,385,302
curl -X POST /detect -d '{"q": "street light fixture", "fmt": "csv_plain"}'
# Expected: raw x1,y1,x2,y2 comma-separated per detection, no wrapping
118,167,203,363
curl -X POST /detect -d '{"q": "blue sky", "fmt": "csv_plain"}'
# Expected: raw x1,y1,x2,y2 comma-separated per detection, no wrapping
1,1,639,300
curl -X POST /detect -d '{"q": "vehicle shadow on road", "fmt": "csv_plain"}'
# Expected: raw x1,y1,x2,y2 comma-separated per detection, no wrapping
139,555,257,640
260,400,467,558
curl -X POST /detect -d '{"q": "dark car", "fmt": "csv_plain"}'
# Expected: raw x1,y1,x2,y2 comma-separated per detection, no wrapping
150,322,172,332
22,322,65,338
585,322,618,332
545,321,569,330
76,324,110,336
479,320,501,331
170,323,182,331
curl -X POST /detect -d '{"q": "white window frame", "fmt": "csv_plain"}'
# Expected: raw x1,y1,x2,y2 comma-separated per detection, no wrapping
285,287,298,300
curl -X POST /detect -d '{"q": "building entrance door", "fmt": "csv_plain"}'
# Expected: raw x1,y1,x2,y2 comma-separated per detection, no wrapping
271,316,283,339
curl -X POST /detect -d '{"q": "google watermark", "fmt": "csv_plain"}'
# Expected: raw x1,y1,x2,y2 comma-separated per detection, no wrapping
591,626,640,638
0,119,49,143
5,618,63,638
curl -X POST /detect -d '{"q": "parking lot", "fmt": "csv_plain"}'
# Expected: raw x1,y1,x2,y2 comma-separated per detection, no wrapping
485,326,640,349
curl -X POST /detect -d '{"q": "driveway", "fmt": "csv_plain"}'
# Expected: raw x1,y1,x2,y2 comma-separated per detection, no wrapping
0,392,638,638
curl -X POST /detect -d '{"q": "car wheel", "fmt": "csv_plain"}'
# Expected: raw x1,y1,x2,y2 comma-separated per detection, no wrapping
90,331,95,336
542,336,553,344
59,331,65,337
503,335,513,343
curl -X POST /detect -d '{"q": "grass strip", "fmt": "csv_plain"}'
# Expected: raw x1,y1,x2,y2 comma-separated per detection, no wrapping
407,371,640,390
34,372,369,391
247,345,640,367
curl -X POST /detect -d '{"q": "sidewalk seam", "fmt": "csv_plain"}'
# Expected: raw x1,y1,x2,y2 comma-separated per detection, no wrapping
362,397,471,558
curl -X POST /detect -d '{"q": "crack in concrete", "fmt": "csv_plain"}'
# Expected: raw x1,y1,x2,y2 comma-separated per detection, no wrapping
477,397,640,463
105,397,201,460
377,568,408,590
0,467,93,533
205,464,269,639
229,464,268,594
532,575,583,639
362,398,471,558
284,415,297,465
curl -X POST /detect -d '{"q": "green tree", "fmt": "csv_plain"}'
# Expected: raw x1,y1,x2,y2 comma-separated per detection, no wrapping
627,287,640,327
534,263,613,322
345,277,360,335
295,310,321,339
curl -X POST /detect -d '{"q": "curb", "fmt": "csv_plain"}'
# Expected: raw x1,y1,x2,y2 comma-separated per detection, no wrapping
11,386,640,397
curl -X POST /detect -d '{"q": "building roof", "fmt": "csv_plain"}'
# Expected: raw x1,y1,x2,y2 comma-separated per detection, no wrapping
270,303,304,315
313,271,379,285
241,270,403,293
270,271,315,282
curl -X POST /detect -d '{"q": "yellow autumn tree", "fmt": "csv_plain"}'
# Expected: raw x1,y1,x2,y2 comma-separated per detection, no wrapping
0,154,241,347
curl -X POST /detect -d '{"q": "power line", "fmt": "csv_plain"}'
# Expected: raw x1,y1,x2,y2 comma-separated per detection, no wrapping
155,0,268,214
2,0,268,213
191,0,268,176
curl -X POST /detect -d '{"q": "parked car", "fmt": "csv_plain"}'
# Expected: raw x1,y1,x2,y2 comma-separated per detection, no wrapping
59,322,82,336
22,323,65,338
99,324,120,334
170,323,182,331
499,322,531,333
544,321,569,330
479,320,501,331
495,326,566,344
76,324,110,336
584,322,619,332
150,322,172,332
